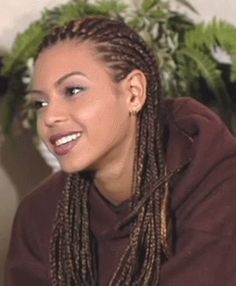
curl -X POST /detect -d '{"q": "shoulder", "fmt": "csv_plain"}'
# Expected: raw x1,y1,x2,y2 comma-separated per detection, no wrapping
163,100,236,239
11,171,68,252
163,97,226,133
5,171,68,284
164,97,217,117
164,97,236,169
17,171,67,220
164,98,236,208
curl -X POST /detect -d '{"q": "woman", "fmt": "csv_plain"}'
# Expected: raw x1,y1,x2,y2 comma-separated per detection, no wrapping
5,17,236,286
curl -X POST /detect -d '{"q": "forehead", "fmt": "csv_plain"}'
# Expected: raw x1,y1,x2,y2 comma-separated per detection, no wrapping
35,40,96,69
34,40,109,85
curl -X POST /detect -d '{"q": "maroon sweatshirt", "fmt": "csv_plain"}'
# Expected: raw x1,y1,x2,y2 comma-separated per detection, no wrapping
5,98,236,285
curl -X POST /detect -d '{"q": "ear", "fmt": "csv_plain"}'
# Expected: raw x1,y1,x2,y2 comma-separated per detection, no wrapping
124,69,147,114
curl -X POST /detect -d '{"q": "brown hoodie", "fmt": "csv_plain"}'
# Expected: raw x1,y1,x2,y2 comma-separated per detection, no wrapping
5,98,236,285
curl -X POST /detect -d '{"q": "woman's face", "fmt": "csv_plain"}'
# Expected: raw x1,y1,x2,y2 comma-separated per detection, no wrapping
32,40,137,173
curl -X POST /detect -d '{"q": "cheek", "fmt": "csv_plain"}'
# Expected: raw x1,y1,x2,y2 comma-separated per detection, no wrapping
89,104,129,145
36,115,46,141
81,98,126,127
72,96,116,126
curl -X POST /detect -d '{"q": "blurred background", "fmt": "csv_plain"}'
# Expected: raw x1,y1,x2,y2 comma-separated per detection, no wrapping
0,0,236,284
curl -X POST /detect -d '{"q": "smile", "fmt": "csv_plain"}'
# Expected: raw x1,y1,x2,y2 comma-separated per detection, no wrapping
50,132,82,156
55,133,81,146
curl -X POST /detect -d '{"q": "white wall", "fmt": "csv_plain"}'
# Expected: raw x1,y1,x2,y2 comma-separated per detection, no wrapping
0,0,69,51
190,0,236,24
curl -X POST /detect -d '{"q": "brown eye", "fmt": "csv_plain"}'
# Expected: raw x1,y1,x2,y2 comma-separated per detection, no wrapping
65,86,85,97
32,100,48,110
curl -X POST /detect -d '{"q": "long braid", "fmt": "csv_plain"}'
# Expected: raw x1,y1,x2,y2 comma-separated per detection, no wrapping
50,173,95,285
38,17,172,285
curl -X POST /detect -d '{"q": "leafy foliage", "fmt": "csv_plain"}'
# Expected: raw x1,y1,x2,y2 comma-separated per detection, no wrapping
177,20,236,128
1,0,236,134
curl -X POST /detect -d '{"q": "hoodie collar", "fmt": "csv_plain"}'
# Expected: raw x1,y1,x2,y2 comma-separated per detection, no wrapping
89,185,131,240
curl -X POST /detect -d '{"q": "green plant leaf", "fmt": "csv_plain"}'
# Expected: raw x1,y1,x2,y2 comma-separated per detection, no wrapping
142,0,158,11
3,21,48,75
179,47,234,125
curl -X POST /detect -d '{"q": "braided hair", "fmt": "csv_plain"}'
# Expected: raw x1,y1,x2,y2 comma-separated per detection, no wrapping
37,16,172,285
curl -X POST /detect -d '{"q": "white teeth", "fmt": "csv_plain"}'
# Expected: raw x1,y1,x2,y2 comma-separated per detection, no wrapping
55,133,81,146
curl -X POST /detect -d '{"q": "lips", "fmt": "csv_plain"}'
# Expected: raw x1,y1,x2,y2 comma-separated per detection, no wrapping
49,132,81,156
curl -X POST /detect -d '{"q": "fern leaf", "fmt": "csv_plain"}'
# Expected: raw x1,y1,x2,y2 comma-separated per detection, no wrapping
142,0,159,11
3,21,47,75
211,20,236,81
185,23,215,49
94,0,128,16
180,48,228,102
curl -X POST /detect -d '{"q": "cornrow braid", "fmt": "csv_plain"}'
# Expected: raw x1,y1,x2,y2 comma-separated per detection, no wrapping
37,16,173,285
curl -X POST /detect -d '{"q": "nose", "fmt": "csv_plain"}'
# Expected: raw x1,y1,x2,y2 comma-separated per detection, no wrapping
43,100,68,127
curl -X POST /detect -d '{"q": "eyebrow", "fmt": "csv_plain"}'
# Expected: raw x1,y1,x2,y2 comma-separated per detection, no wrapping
55,71,88,86
30,71,88,95
29,89,45,96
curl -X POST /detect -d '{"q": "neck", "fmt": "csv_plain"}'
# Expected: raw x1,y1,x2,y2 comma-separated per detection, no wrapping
94,161,134,206
94,136,136,206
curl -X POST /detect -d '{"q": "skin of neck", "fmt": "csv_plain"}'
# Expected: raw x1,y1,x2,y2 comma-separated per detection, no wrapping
94,119,137,206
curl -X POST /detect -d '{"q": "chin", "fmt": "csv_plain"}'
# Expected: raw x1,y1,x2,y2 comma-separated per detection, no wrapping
60,164,83,174
59,159,91,174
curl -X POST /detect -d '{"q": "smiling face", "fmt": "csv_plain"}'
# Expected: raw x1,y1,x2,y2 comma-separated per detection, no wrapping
32,40,140,173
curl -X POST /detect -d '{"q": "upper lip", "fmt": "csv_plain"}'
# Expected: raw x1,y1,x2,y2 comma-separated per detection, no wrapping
49,131,81,145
